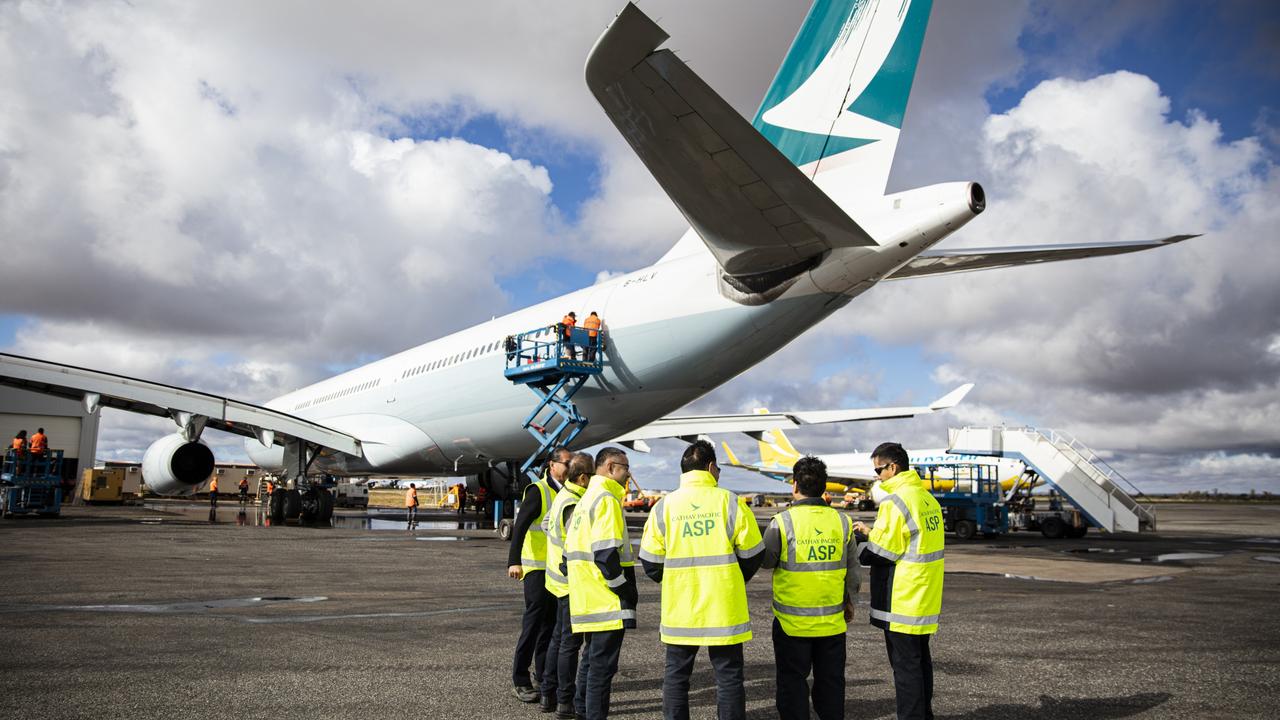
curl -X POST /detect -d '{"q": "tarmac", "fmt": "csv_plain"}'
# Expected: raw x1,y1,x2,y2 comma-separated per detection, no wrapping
1,500,1277,719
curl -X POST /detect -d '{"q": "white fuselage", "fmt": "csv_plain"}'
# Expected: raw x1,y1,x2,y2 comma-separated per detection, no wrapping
246,182,979,476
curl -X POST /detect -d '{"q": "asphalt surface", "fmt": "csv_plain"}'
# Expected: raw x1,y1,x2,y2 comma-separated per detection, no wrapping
1,501,1277,719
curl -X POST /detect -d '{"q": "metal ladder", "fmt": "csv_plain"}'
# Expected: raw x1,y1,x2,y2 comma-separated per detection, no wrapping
504,324,604,484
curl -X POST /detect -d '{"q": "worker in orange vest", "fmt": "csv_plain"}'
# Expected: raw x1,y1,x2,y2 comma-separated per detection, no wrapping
209,476,219,508
238,477,249,504
264,480,275,507
561,312,577,360
406,483,419,523
582,312,602,362
11,430,26,452
9,430,27,474
29,428,48,457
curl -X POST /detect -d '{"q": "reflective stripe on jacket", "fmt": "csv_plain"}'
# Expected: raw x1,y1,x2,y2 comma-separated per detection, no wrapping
543,481,586,598
566,474,636,632
639,470,762,645
770,503,854,637
864,470,944,635
520,478,554,574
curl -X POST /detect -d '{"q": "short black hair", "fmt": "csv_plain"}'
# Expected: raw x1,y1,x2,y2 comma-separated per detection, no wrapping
36,428,43,433
568,452,595,482
680,440,716,473
551,446,572,462
595,447,627,470
871,442,910,474
792,456,828,497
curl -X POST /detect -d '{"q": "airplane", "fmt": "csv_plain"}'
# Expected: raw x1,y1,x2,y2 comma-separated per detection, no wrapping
719,410,1031,497
0,1,1194,519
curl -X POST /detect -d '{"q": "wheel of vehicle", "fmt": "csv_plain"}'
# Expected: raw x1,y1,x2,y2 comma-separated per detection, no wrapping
497,519,514,541
955,519,978,541
300,491,319,523
317,490,334,522
1040,516,1067,539
1066,524,1089,539
857,500,874,511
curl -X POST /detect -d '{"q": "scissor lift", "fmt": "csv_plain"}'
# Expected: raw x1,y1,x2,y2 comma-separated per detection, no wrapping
504,324,604,485
1,449,65,518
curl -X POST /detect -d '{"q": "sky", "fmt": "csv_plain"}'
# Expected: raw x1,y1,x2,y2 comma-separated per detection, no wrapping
1,0,1277,495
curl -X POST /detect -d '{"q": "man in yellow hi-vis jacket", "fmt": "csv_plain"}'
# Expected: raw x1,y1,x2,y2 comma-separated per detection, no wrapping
566,447,637,720
763,456,860,720
854,442,944,720
639,440,763,720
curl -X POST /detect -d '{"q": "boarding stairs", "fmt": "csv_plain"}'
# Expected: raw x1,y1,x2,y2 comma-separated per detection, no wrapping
948,426,1157,533
503,324,604,484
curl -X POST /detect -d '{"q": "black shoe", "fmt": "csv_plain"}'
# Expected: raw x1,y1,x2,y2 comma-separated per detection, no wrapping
554,704,575,720
513,685,539,703
539,696,556,713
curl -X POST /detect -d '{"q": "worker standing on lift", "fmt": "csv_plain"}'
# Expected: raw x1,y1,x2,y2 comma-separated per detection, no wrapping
540,451,594,718
582,312,602,362
561,312,578,360
508,447,571,704
639,440,763,720
29,428,47,458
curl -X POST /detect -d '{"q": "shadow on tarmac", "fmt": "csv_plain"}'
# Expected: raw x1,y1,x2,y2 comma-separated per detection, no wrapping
939,691,1172,719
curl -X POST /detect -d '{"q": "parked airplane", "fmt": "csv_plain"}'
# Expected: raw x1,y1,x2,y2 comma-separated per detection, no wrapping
719,411,1029,492
0,1,1193,515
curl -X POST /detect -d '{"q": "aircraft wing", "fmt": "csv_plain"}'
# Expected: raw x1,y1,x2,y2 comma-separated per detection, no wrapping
885,235,1198,280
613,384,972,445
585,3,875,284
0,353,361,455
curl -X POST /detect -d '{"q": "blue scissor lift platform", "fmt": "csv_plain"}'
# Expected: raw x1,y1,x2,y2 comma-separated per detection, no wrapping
504,324,604,485
1,449,65,518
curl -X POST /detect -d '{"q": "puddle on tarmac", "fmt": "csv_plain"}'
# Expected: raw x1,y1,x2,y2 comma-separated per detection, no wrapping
1125,552,1223,563
1237,537,1280,544
139,504,493,531
1254,555,1280,564
1064,548,1124,554
2,596,329,615
1130,575,1174,584
415,536,466,542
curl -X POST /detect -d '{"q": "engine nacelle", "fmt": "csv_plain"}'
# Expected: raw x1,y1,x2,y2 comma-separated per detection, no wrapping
142,433,216,496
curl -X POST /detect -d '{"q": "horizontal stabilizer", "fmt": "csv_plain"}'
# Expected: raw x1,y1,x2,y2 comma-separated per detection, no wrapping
611,384,972,443
885,235,1199,280
586,4,876,281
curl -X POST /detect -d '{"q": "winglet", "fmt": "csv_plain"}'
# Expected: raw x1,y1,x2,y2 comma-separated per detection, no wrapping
930,383,974,410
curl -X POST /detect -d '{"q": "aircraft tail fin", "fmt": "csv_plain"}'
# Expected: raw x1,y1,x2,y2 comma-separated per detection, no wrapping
753,408,803,468
753,0,933,196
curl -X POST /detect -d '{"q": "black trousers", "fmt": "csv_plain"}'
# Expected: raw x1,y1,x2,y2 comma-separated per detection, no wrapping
663,642,745,720
542,595,584,706
884,630,934,720
772,619,845,720
512,571,557,687
576,628,624,720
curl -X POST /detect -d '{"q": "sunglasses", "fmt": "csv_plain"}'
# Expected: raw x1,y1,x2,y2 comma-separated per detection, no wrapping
873,464,890,475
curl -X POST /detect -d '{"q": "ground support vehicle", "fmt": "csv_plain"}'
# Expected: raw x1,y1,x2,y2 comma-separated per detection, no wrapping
1,449,64,518
918,463,1009,540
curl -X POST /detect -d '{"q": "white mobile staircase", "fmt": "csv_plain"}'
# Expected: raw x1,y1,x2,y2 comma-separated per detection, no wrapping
948,426,1158,533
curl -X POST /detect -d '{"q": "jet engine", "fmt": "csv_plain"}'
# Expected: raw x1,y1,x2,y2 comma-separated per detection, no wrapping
142,433,216,496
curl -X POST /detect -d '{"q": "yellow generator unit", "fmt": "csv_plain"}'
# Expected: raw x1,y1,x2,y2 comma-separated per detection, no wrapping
81,468,125,503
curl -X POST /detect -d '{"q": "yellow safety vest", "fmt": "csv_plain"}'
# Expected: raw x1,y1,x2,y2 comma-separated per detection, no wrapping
543,481,586,598
639,470,763,645
865,470,945,634
566,475,635,632
771,504,854,637
520,477,554,575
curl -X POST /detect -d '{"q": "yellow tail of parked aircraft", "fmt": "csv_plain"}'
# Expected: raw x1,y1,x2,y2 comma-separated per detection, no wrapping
723,409,1029,493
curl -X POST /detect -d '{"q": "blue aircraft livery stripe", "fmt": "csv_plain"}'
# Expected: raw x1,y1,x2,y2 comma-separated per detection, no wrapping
846,0,931,129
